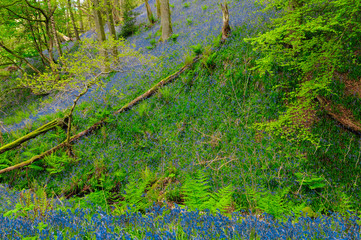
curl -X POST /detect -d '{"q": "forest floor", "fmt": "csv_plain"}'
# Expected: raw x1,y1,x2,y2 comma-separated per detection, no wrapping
0,0,361,239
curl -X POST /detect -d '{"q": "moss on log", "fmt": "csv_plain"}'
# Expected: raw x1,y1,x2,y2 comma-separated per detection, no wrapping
0,118,65,155
0,56,201,174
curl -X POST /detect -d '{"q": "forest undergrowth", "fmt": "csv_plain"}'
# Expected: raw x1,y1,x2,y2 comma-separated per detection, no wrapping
0,0,361,239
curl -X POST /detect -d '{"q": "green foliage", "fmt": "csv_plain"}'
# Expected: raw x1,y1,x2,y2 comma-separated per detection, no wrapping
4,182,54,221
158,86,172,103
201,5,209,11
182,170,234,213
118,0,140,38
183,2,190,8
114,167,157,213
190,43,203,55
246,186,305,219
247,0,361,145
170,34,180,41
186,18,193,25
295,172,326,190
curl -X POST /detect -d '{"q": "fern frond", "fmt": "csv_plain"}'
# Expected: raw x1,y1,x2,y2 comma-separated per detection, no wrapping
182,170,211,210
209,184,234,213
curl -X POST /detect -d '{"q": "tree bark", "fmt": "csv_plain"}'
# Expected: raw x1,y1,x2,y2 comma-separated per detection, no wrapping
145,0,155,24
0,119,65,155
47,0,63,57
156,0,161,18
0,56,201,175
67,0,80,41
160,0,172,41
105,0,118,56
220,2,231,43
0,41,41,74
92,0,108,71
77,0,84,32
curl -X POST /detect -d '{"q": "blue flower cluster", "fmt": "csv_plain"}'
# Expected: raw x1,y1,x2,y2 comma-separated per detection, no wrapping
0,203,360,239
2,0,268,132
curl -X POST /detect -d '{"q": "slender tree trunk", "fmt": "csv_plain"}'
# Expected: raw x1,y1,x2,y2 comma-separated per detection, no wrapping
105,0,118,56
47,0,63,57
67,0,80,41
112,0,122,23
145,0,155,24
28,21,51,65
77,0,84,32
0,42,41,74
220,2,231,43
156,0,161,18
160,0,172,41
92,0,108,71
87,0,93,29
44,23,55,64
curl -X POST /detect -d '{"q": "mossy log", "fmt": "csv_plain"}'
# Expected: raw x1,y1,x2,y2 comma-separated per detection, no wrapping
0,56,201,174
317,96,361,135
0,118,65,155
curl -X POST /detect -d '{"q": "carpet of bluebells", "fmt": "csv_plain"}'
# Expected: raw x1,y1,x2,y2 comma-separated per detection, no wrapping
1,185,360,240
2,0,361,239
1,0,266,132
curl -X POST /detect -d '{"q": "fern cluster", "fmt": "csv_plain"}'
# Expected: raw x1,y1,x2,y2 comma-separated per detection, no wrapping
4,182,54,221
246,186,305,220
182,170,233,213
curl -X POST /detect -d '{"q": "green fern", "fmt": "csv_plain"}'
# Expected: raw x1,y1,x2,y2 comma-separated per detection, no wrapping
182,170,210,210
246,186,305,219
182,171,234,213
208,184,233,213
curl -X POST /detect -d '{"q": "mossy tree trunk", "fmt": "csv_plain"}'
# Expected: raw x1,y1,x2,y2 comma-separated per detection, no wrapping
160,0,172,41
92,0,108,71
67,0,80,41
105,0,118,56
220,2,231,43
145,0,155,25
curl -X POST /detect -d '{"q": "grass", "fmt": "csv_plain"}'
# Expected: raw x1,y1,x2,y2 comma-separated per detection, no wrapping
0,0,361,238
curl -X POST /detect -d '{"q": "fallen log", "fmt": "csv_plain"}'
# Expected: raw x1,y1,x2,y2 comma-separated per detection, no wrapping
316,96,361,135
0,56,201,174
0,118,66,155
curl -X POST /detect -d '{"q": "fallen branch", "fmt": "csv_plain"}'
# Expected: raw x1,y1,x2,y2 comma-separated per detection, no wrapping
0,56,201,174
317,96,361,135
0,118,66,155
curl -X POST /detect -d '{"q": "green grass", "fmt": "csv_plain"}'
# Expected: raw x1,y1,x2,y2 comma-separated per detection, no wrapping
0,25,360,220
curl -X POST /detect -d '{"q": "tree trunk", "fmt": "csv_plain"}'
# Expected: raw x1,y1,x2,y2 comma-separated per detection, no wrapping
0,119,65,155
77,0,84,32
156,0,161,18
0,56,202,175
220,2,231,43
145,0,155,24
67,0,80,41
0,41,41,74
160,0,172,41
92,0,108,71
105,0,118,56
47,0,63,57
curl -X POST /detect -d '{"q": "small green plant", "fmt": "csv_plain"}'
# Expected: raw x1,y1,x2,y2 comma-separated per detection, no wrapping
4,182,54,221
183,2,190,8
158,86,172,103
137,102,150,118
145,32,153,39
183,51,194,65
186,18,193,25
170,34,180,41
170,3,175,8
295,172,327,190
182,170,234,213
246,186,305,219
190,43,203,55
201,5,209,11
